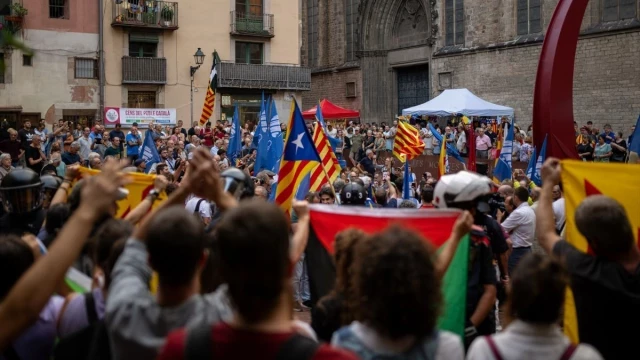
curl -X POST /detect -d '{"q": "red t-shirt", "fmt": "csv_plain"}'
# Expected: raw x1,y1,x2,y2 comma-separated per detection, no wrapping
200,128,213,147
157,322,358,360
420,203,435,209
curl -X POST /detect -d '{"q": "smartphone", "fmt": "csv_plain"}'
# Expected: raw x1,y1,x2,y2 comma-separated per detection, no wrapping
383,171,389,181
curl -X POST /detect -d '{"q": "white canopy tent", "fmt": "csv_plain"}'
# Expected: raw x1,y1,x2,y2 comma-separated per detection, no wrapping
402,88,514,117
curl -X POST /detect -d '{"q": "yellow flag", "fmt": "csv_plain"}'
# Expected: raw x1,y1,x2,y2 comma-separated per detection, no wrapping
78,167,166,218
560,160,640,342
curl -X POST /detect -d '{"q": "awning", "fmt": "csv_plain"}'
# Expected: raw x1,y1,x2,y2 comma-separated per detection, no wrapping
402,88,514,117
302,99,360,119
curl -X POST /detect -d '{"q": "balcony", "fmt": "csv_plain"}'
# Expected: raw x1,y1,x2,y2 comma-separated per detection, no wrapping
122,57,166,84
111,0,178,30
0,15,24,34
230,11,274,38
217,62,311,91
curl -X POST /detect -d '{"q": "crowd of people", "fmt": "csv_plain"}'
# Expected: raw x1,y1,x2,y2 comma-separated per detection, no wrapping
0,112,638,360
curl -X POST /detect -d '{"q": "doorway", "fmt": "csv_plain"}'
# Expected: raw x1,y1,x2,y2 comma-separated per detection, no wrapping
396,64,430,115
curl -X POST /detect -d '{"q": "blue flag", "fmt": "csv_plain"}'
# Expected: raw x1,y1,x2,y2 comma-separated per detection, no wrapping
492,120,514,183
525,147,537,179
140,129,160,174
532,134,548,186
428,123,464,163
228,105,242,166
403,163,411,200
253,92,266,149
629,114,640,155
265,98,283,172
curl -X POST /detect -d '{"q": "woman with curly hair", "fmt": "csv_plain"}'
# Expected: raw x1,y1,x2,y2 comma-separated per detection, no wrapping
311,229,366,342
331,226,465,359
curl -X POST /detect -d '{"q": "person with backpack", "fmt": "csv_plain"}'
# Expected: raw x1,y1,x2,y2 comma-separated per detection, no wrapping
466,253,603,360
158,200,358,360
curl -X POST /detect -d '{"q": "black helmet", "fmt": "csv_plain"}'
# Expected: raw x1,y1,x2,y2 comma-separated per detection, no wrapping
0,168,44,214
221,168,254,200
340,183,366,206
41,175,63,190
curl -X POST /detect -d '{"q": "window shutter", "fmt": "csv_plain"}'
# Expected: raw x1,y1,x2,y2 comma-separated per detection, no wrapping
602,0,619,22
445,0,454,46
620,0,637,20
517,0,529,35
454,0,465,45
529,0,542,33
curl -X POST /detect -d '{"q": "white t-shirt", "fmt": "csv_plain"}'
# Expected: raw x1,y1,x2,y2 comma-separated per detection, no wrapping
185,196,212,221
552,197,566,232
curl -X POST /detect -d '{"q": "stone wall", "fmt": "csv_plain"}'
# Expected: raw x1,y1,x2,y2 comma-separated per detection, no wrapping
301,0,640,131
304,68,363,112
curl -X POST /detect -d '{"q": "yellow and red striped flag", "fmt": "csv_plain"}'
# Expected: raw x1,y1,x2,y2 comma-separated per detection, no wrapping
392,121,425,162
560,160,640,343
199,51,220,126
309,123,341,192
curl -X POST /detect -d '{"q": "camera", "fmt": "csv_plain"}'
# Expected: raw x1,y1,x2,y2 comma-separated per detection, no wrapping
487,193,505,214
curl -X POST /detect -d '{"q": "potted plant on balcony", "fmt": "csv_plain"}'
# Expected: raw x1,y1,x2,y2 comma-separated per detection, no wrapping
6,3,28,24
160,5,174,27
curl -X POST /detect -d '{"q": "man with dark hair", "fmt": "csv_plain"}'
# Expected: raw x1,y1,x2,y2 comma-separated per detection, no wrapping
318,186,335,205
537,158,640,360
499,186,535,275
106,149,237,360
158,200,357,360
420,186,435,209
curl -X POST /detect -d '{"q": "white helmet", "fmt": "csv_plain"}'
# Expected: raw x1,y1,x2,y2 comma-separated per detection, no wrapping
433,171,493,211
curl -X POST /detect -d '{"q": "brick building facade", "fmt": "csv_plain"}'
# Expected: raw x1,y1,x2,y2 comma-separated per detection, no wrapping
301,0,640,133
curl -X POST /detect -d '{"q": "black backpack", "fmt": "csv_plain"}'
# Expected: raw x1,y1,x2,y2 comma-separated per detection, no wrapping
53,292,112,360
185,321,320,360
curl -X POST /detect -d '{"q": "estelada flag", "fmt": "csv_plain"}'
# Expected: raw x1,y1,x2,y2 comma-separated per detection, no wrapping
560,160,640,343
306,205,469,337
78,167,166,218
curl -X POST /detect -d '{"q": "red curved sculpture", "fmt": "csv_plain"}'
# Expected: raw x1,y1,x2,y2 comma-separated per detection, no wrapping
532,0,588,159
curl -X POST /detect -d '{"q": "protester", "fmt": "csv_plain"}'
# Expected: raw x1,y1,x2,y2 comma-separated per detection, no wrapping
537,157,640,360
158,199,358,359
498,187,535,275
0,158,129,352
467,253,603,360
332,226,465,359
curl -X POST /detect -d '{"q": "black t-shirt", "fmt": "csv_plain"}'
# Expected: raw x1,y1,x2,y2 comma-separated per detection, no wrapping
480,215,509,257
25,146,44,174
0,209,46,236
109,130,126,151
554,240,640,360
359,157,375,176
467,229,497,335
18,128,35,149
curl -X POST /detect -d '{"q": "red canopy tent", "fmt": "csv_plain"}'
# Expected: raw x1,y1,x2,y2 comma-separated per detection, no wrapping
302,99,360,120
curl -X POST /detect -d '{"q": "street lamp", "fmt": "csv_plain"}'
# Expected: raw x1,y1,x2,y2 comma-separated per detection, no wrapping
190,48,206,125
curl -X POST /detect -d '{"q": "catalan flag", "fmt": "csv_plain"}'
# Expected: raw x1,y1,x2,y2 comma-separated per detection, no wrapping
393,121,425,162
560,160,640,347
309,102,341,191
199,50,220,126
275,100,322,216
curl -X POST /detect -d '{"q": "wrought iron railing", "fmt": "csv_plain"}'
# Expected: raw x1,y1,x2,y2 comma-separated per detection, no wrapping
230,11,274,37
217,62,310,91
0,14,24,34
111,0,178,29
122,57,167,84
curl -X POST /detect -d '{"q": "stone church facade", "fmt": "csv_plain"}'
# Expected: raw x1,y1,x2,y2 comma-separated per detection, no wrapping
301,0,640,131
